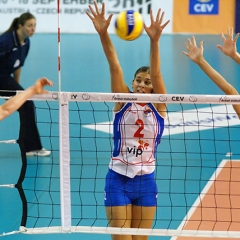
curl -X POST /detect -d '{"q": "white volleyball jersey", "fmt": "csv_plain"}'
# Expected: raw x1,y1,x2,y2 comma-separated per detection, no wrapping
110,102,165,178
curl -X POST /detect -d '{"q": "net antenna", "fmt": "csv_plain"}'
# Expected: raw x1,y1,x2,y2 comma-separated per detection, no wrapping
57,0,72,233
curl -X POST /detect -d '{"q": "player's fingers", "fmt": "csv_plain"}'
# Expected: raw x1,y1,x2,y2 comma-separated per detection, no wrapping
161,20,170,29
159,11,165,25
149,9,154,23
94,0,100,15
227,26,232,39
88,5,97,17
217,44,223,51
185,42,189,50
86,11,94,21
106,14,113,24
41,78,53,87
156,9,161,23
220,32,226,41
101,2,105,15
187,38,193,46
234,32,240,42
47,80,54,87
192,36,197,46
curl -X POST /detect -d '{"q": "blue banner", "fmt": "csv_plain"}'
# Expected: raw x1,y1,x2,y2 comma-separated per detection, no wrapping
189,0,219,15
236,0,240,33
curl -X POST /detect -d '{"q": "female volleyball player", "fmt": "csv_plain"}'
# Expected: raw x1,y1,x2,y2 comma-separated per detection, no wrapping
0,78,53,121
0,13,51,156
217,27,240,64
183,35,240,118
87,1,170,240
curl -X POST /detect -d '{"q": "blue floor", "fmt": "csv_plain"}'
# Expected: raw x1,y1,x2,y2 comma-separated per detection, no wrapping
0,33,240,240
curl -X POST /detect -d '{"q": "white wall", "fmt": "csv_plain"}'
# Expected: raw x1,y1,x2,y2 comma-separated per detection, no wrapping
0,0,174,33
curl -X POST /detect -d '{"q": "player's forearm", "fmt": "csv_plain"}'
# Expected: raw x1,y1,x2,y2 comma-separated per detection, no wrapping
230,52,240,64
99,32,121,70
150,40,161,77
0,87,34,121
197,58,238,95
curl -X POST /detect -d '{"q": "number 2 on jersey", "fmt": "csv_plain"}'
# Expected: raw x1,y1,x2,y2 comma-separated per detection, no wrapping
134,119,144,138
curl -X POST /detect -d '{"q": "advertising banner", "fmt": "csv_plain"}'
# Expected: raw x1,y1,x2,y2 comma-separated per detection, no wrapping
172,0,235,34
0,0,173,33
236,0,240,33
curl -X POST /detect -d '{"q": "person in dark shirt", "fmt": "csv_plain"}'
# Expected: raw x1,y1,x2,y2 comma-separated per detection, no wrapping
0,13,51,156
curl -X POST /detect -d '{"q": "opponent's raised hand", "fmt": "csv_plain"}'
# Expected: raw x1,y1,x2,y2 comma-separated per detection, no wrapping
183,36,204,64
32,77,54,95
217,27,240,58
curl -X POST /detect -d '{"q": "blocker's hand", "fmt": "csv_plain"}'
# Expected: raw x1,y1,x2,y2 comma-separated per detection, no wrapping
86,0,113,35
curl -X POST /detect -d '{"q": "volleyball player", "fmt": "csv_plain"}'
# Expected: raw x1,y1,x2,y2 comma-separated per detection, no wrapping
86,1,170,240
0,13,51,156
0,78,53,121
183,35,240,118
217,27,240,64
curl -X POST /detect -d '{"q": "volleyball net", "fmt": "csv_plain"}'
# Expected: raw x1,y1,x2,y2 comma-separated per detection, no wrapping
1,92,240,238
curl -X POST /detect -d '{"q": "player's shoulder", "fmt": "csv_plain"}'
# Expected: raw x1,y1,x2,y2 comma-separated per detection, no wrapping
0,32,11,44
0,32,13,53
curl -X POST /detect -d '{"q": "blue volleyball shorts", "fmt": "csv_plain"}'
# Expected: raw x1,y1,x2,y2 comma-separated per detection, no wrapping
104,169,158,207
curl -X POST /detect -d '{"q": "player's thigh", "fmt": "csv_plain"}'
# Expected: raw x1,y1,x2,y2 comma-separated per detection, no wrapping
131,206,156,240
106,205,132,227
131,206,156,228
106,205,133,240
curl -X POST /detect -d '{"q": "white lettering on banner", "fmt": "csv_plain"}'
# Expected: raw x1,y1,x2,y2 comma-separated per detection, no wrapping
63,0,100,4
0,8,29,13
32,0,55,4
0,0,173,33
36,7,58,13
194,3,214,13
64,8,88,14
82,105,240,136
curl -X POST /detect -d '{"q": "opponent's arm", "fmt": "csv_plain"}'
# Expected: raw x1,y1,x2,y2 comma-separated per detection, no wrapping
183,36,240,118
0,77,53,121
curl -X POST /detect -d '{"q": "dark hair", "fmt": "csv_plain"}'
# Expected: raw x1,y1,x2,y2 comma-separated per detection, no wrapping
134,66,150,78
4,12,35,33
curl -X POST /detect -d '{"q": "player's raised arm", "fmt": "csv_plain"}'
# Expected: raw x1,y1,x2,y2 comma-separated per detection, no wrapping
183,36,240,118
144,8,170,116
86,1,128,94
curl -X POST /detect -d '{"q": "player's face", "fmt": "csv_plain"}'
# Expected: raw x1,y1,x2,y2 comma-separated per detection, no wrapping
20,18,36,37
132,72,153,94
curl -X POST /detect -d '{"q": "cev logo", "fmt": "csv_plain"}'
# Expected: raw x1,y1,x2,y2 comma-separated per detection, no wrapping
172,96,184,102
189,0,219,15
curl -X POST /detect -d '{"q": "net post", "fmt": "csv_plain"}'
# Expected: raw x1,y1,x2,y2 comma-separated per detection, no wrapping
59,92,71,232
